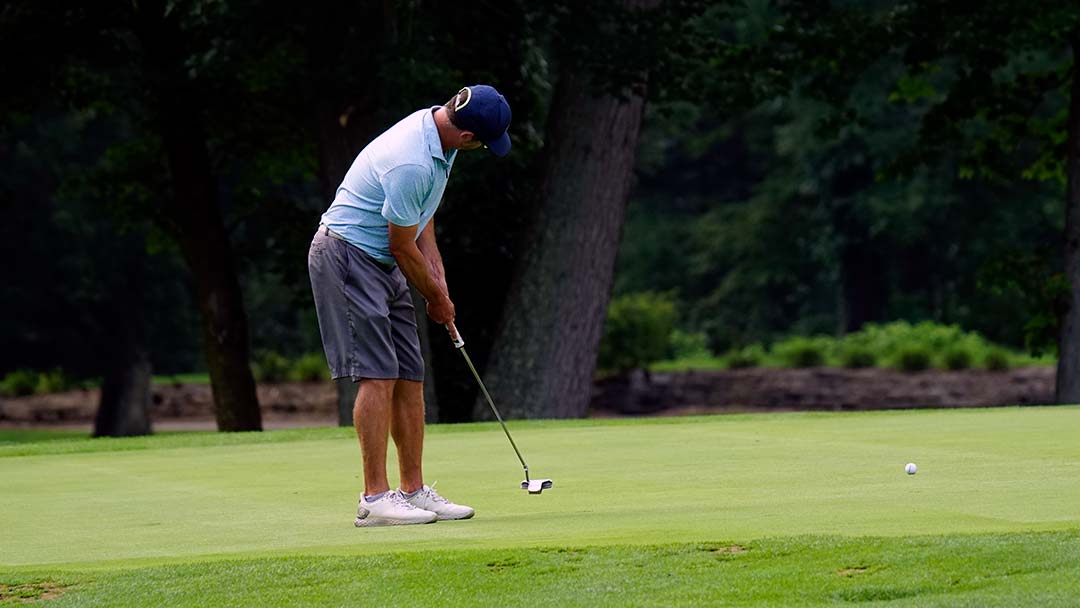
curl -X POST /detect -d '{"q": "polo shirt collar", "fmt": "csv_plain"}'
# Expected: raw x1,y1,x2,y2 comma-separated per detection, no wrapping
424,106,450,165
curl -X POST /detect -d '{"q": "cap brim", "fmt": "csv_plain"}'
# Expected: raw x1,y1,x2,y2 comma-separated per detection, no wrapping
485,131,511,157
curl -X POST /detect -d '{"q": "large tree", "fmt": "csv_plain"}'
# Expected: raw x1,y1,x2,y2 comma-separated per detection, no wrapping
132,1,262,430
480,0,663,418
1,1,264,430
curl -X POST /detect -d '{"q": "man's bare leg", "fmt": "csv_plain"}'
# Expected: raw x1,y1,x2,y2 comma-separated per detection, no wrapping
354,378,395,496
392,378,474,520
390,379,425,493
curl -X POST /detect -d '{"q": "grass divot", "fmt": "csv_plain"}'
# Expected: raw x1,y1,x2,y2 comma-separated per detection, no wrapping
0,582,69,604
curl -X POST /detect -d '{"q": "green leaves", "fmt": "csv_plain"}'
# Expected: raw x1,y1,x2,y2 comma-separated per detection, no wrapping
888,70,940,104
886,1,1076,182
598,292,678,373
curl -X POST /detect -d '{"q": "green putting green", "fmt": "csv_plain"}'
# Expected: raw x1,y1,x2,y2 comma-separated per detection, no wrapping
2,406,1078,606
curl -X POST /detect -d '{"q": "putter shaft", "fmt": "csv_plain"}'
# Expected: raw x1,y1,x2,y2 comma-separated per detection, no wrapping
456,346,530,483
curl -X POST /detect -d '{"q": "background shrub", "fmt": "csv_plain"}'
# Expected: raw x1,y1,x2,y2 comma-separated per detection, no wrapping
1,369,80,396
984,349,1010,371
598,292,677,372
772,336,830,368
669,329,711,360
34,369,71,394
288,353,330,382
252,350,290,383
1,370,39,397
895,346,932,372
943,347,973,370
723,344,765,369
840,346,876,369
649,321,1044,372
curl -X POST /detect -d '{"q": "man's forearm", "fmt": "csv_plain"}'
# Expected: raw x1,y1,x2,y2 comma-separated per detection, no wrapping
392,241,448,305
416,238,447,293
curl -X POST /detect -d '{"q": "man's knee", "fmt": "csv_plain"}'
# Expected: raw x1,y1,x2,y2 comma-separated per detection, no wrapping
357,378,396,403
393,379,424,405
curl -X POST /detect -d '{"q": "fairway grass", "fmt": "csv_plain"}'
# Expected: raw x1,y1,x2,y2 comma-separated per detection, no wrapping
2,407,1078,606
5,533,1079,607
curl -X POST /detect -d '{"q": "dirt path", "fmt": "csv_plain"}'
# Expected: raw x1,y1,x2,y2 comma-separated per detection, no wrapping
591,367,1056,415
0,382,338,429
0,367,1058,430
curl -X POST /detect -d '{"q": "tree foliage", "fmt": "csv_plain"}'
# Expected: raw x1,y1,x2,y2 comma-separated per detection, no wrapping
616,0,1070,358
3,0,1078,419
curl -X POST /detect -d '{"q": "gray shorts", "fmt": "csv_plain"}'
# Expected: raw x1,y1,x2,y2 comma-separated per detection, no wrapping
308,226,424,382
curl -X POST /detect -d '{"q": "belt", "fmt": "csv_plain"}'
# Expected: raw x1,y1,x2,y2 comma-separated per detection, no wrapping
320,224,350,243
319,225,397,271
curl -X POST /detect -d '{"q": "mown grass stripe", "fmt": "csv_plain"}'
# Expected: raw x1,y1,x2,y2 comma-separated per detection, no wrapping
3,533,1077,607
1,407,1077,606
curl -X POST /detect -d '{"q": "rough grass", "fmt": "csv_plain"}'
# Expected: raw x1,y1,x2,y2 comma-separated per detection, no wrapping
5,533,1080,607
0,430,86,446
2,407,1078,606
150,373,211,386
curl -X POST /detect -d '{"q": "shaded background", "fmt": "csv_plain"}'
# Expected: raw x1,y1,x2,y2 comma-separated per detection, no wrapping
2,0,1077,434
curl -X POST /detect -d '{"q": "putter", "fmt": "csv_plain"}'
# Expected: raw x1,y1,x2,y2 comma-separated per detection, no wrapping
446,323,553,495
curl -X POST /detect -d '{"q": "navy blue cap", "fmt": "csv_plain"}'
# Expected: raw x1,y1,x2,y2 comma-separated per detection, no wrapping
452,85,512,157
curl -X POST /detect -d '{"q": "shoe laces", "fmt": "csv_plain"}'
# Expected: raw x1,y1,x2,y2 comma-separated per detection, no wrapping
424,481,451,505
387,490,420,510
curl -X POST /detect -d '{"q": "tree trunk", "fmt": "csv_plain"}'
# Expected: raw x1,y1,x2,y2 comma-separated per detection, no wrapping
334,378,358,427
94,328,153,437
164,131,262,431
135,2,262,431
1056,39,1080,404
93,251,153,438
841,240,887,332
413,288,440,423
478,38,652,419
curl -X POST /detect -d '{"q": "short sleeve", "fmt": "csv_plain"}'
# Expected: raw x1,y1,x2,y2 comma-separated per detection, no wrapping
380,164,433,227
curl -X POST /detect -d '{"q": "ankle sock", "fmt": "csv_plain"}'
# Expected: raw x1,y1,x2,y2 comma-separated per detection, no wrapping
363,490,390,503
401,487,422,499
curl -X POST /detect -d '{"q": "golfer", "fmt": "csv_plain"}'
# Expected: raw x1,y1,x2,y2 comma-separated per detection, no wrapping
308,85,512,526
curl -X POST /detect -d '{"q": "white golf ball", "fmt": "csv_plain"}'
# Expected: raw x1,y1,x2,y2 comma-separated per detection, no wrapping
905,462,918,475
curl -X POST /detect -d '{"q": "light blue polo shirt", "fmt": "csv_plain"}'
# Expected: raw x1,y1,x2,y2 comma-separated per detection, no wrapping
320,107,457,265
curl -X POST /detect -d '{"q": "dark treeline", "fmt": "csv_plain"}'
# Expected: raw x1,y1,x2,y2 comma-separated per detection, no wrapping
2,1,1079,434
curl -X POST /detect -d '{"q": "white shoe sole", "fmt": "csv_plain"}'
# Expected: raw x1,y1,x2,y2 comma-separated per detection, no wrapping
434,510,475,521
354,515,437,527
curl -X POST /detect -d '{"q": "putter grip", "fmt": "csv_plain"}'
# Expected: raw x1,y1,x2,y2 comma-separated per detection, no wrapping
446,324,465,349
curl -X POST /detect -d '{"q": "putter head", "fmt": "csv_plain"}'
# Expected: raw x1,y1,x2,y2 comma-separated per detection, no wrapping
521,479,553,494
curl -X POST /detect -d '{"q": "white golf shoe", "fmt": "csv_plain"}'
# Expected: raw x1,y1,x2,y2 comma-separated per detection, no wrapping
354,490,437,527
403,483,475,521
